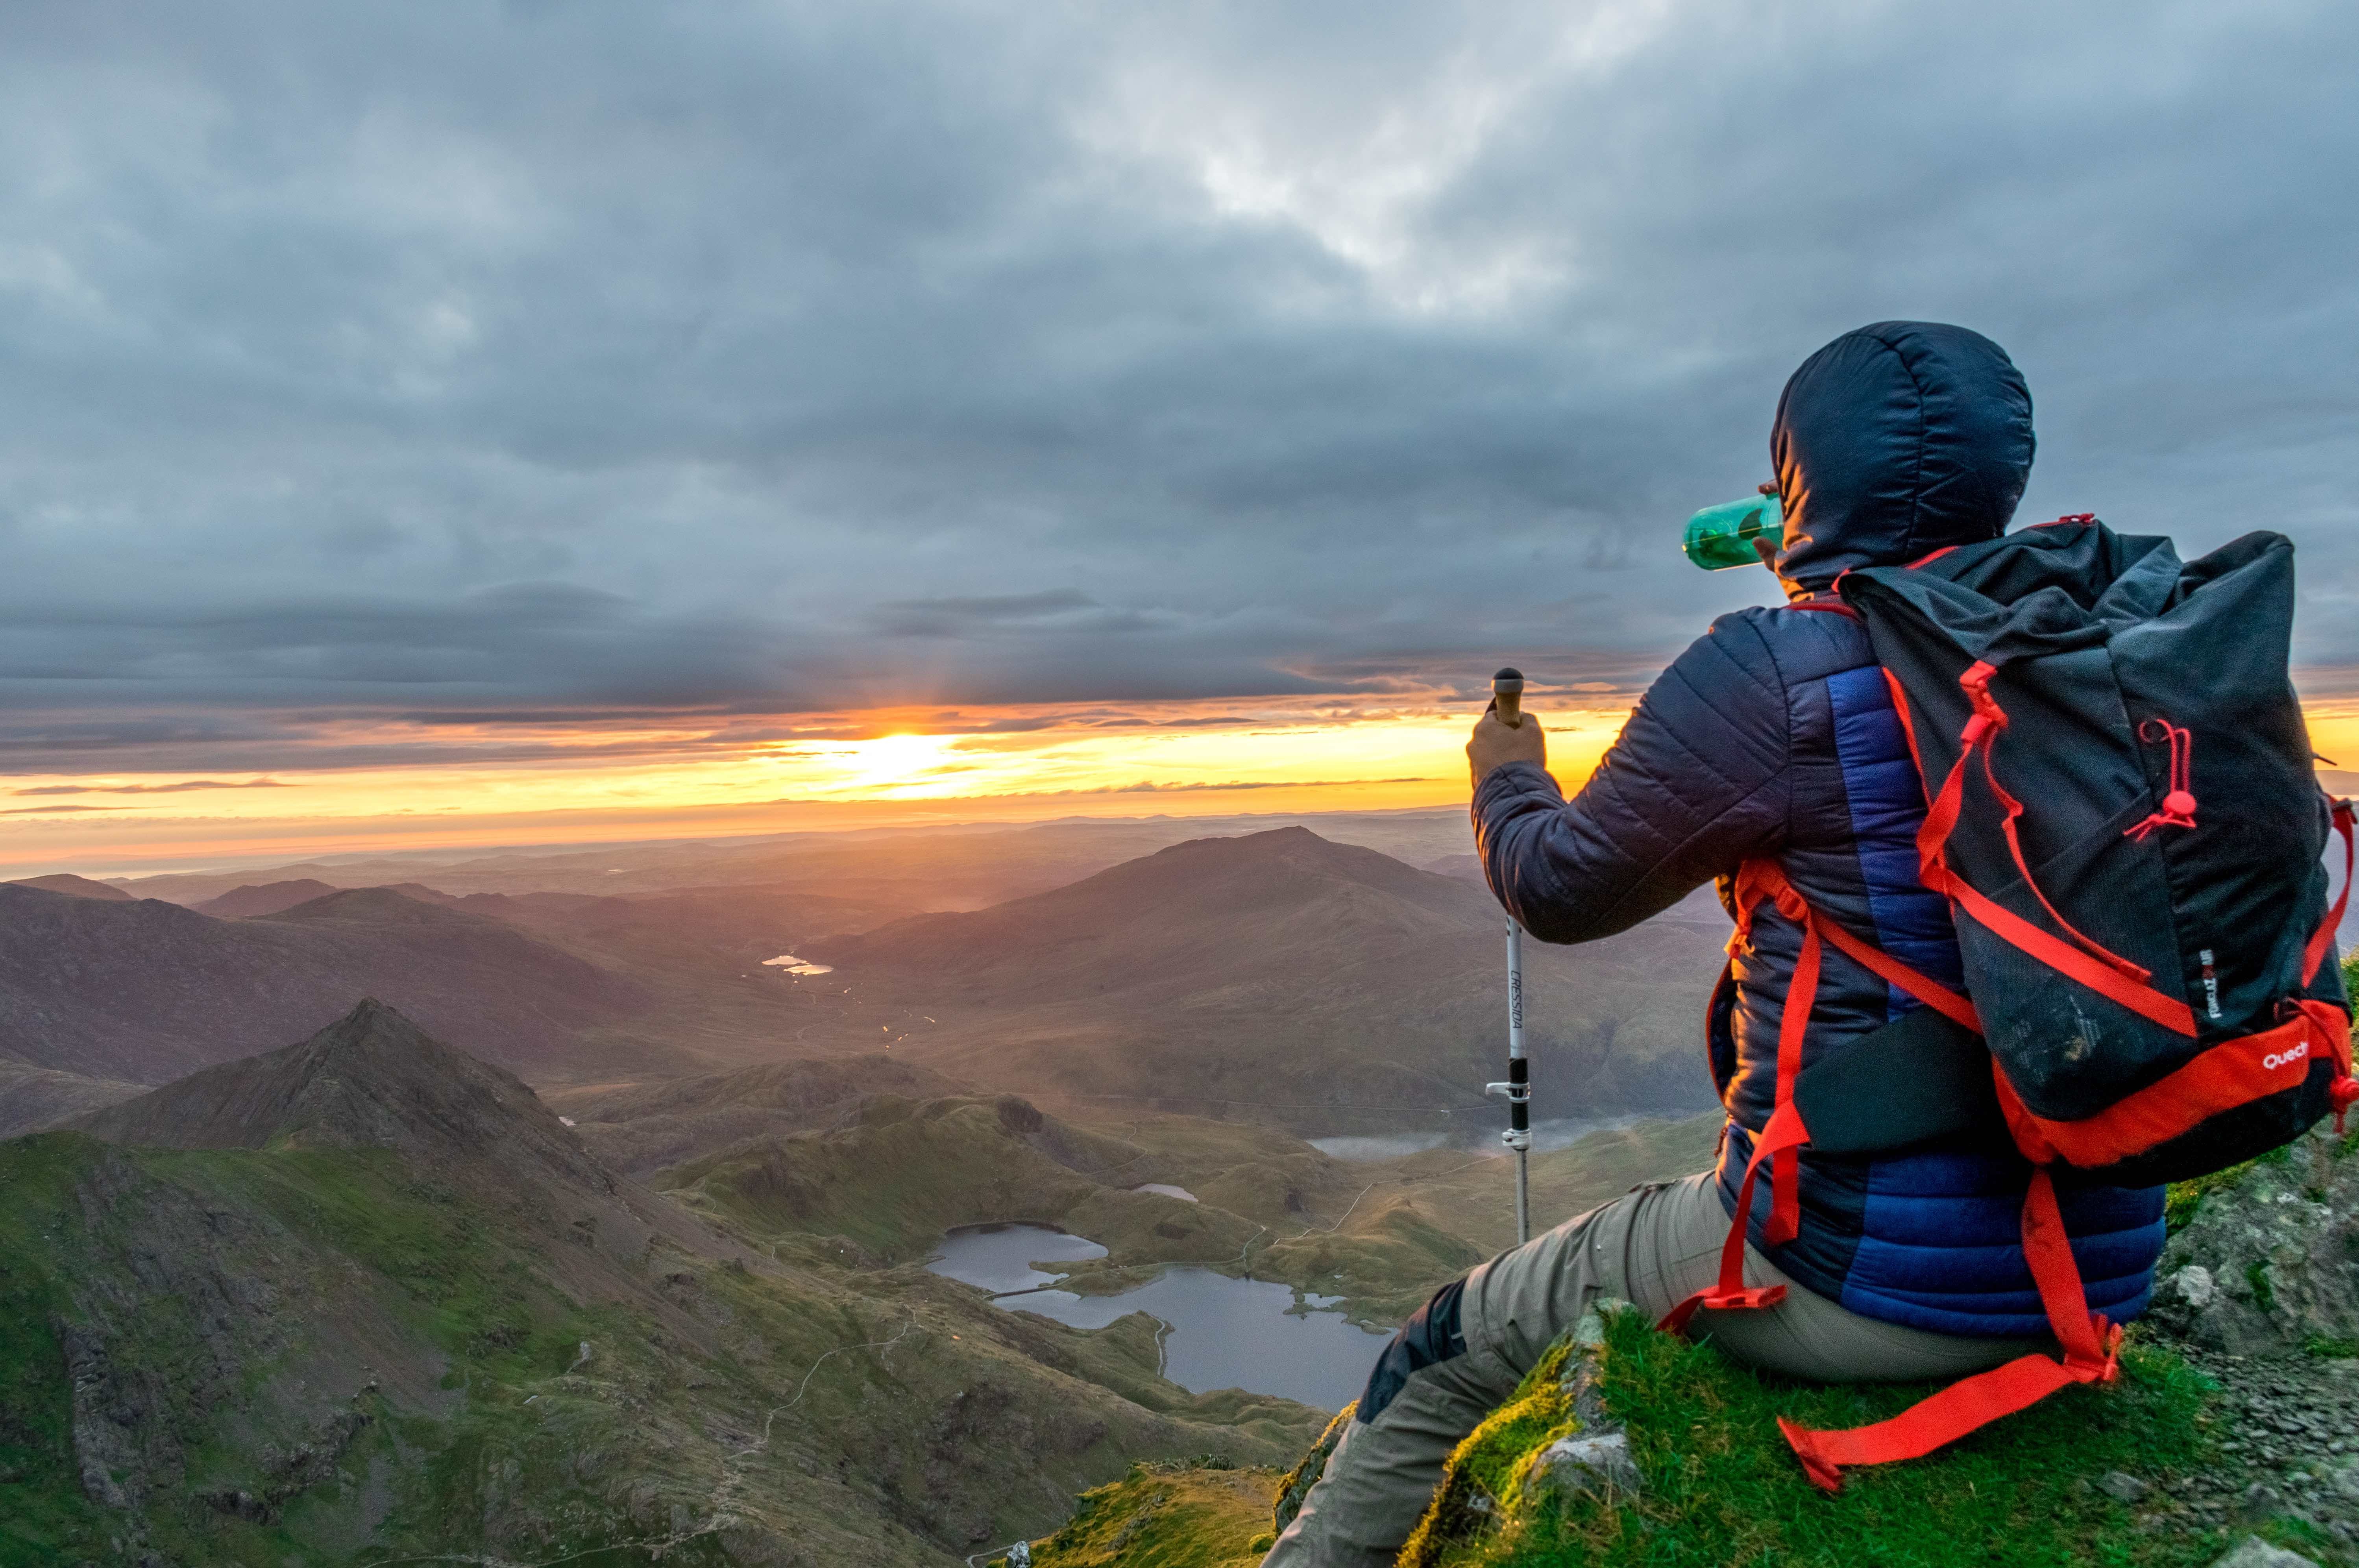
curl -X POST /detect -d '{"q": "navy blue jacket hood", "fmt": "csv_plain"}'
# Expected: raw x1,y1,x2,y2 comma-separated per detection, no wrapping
1770,322,2035,595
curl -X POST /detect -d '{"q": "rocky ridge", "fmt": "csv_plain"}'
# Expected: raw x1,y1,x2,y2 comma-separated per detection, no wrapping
6,1002,1325,1566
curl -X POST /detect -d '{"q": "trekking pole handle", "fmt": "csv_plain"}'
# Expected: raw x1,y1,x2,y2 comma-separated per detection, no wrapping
1492,668,1525,728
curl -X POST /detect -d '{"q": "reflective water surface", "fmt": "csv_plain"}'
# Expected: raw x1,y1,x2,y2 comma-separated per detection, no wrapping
926,1222,1389,1413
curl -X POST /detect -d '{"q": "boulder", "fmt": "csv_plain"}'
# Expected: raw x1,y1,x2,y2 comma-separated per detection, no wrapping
2150,1124,2359,1355
1525,1431,1642,1501
2096,1470,2151,1504
2209,1536,2320,1568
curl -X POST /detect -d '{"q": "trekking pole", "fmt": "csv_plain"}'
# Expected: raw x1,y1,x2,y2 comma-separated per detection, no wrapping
1483,667,1533,1245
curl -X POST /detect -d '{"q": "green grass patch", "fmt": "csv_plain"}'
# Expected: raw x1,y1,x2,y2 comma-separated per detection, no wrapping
2244,1261,2278,1315
1026,1461,1283,1568
1403,1308,2235,1568
0,1138,115,1566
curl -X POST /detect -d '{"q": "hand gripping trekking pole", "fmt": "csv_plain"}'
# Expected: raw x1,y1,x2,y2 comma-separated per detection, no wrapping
1482,667,1533,1245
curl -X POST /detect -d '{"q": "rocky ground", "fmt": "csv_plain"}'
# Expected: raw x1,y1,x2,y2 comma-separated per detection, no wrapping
2153,1347,2359,1551
2120,1112,2359,1561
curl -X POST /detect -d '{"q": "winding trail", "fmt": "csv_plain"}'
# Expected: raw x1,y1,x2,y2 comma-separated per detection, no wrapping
1298,1182,1376,1237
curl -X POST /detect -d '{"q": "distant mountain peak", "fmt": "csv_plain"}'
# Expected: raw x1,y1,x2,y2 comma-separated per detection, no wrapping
804,818,1485,991
261,885,486,926
194,878,344,918
72,999,614,1195
5,873,135,902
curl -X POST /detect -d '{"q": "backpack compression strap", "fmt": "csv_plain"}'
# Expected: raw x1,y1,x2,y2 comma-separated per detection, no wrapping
1776,1168,2122,1493
1903,661,2198,1036
1895,655,2359,1157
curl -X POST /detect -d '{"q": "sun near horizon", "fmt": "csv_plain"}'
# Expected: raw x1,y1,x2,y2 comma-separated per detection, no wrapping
11,688,2359,878
0,691,1645,875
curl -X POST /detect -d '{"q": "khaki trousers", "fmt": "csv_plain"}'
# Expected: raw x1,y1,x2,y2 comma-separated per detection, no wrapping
1264,1171,2045,1568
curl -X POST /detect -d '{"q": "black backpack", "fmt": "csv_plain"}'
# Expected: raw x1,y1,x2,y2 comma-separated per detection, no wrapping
1842,515,2354,1183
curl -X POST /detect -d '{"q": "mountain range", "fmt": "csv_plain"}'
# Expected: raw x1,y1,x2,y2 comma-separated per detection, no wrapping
94,809,1477,908
807,826,1725,1131
6,1001,1327,1566
0,808,1749,1565
1,824,1729,1143
0,882,651,1089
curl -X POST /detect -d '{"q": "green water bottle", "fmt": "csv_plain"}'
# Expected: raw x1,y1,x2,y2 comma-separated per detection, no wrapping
1682,490,1782,570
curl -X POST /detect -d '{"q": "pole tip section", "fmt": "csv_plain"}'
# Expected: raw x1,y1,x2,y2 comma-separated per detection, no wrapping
1492,666,1523,688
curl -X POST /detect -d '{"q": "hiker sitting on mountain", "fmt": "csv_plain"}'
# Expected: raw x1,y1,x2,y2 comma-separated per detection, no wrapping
1265,322,2180,1567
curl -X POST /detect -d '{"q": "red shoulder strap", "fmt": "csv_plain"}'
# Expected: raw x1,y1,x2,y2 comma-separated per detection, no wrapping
1659,862,1978,1333
2302,797,2354,988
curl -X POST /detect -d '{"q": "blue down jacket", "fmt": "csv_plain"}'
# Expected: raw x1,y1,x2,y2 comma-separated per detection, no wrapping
1473,323,2165,1337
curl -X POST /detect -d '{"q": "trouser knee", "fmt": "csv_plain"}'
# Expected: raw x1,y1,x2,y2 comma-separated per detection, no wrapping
1356,1275,1471,1424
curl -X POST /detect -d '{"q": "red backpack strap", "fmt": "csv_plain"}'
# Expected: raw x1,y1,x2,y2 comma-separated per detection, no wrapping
1776,1169,2121,1492
1660,863,1980,1335
2302,797,2355,988
1656,1097,1803,1335
1910,662,2198,1037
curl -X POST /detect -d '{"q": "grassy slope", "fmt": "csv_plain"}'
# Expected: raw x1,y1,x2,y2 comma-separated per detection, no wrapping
662,1096,1721,1330
1028,1310,2340,1568
0,1131,1323,1568
1019,1462,1284,1568
1398,1312,2244,1568
661,1096,1269,1277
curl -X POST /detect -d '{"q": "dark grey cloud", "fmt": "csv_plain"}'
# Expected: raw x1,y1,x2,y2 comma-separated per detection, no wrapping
13,779,288,795
2,0,2357,774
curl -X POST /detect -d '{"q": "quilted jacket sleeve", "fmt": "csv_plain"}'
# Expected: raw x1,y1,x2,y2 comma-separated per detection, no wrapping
1472,612,1793,942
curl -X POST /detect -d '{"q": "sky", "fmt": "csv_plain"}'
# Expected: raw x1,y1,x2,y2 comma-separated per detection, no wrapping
4,0,2359,872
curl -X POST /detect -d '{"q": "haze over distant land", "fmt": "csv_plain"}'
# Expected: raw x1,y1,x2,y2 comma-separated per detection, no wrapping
0,818,1729,1141
2,3,2357,871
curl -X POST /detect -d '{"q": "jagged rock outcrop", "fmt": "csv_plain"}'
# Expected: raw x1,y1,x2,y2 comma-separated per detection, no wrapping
2150,1121,2357,1355
1272,1405,1353,1535
74,997,614,1194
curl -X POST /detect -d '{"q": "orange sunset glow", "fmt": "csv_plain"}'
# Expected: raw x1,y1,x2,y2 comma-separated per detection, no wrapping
0,692,1649,874
9,690,2359,877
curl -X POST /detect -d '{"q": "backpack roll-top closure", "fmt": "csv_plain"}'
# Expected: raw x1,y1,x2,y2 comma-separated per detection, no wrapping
1839,516,2356,1186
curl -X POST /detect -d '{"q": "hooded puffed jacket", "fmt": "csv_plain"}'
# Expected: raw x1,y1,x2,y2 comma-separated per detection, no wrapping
1474,322,2165,1336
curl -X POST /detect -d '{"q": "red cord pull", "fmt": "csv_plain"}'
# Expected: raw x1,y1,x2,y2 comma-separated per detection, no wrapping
2125,719,2197,841
2333,1074,2359,1135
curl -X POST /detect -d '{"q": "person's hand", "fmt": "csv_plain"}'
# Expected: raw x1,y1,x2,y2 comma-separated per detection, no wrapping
1468,706,1546,788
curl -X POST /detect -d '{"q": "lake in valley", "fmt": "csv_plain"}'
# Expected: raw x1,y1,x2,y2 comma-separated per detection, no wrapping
926,1222,1388,1413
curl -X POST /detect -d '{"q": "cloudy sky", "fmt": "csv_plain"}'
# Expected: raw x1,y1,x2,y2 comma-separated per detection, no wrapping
4,0,2358,868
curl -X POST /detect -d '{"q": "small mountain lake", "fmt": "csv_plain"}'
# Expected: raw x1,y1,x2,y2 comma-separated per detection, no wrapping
926,1222,1388,1413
